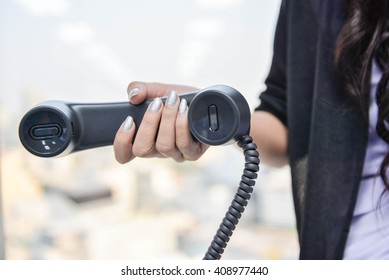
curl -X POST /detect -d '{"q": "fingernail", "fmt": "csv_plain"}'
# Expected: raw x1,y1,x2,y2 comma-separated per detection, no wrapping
122,116,133,131
179,98,187,114
150,98,162,112
127,87,140,101
166,90,177,107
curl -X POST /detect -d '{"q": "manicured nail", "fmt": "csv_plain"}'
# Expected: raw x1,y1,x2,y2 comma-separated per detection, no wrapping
150,98,162,112
127,87,140,101
179,98,187,114
166,91,177,107
122,116,133,131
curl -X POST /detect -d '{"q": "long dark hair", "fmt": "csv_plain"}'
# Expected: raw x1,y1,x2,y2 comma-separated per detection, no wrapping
335,0,389,192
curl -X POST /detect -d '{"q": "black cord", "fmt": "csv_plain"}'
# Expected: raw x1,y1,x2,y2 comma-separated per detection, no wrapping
203,135,260,260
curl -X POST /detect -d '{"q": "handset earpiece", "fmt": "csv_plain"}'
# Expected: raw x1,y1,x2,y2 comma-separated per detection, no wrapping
187,85,250,146
18,85,250,157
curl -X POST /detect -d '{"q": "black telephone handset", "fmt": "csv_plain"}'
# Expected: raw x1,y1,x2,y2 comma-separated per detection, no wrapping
18,85,259,260
19,85,250,157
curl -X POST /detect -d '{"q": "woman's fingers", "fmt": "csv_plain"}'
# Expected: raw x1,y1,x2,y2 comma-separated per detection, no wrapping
131,91,208,162
155,91,184,161
176,99,209,161
132,98,164,158
114,81,207,164
113,116,136,164
127,81,198,105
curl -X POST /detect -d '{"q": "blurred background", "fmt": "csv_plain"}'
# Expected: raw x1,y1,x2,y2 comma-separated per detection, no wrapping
0,0,298,259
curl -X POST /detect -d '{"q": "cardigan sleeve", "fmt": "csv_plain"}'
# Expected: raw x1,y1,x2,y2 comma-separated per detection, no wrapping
255,0,288,127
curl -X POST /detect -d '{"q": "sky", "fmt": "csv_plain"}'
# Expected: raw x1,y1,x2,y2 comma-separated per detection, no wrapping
0,0,281,116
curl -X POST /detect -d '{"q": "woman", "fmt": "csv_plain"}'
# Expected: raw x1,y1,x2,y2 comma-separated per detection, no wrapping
113,0,389,259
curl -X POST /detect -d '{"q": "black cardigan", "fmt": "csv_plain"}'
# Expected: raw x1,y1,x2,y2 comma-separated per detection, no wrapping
256,0,369,259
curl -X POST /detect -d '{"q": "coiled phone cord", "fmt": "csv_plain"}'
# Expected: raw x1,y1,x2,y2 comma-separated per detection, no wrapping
203,135,260,260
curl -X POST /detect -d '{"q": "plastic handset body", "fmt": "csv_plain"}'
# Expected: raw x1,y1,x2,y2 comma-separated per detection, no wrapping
19,92,197,157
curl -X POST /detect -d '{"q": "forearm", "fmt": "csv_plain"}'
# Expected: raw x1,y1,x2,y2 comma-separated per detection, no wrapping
250,111,288,167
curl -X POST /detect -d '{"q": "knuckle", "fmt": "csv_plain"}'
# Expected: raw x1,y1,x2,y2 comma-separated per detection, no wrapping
175,120,186,131
182,145,205,161
155,141,174,155
176,140,192,152
175,135,196,153
185,154,201,161
173,157,185,163
132,148,146,158
132,143,153,158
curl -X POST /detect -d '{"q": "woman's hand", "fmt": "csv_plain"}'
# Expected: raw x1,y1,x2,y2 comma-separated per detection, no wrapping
113,81,209,164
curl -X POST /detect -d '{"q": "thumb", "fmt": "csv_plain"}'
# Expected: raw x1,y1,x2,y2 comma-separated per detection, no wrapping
127,81,172,105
